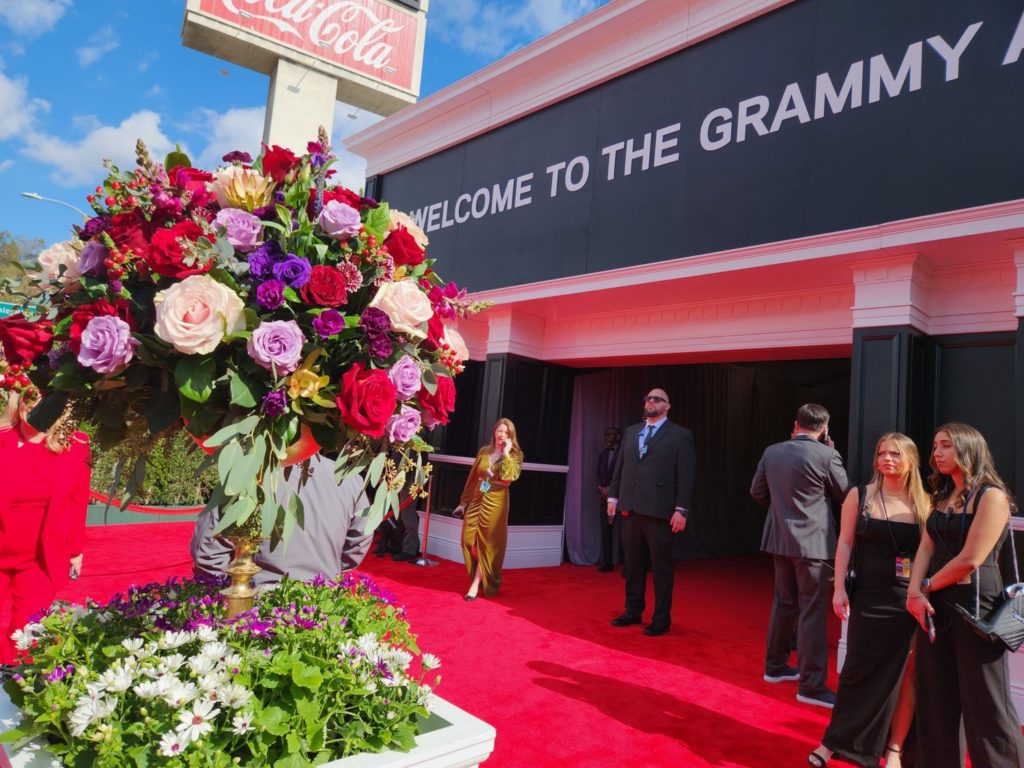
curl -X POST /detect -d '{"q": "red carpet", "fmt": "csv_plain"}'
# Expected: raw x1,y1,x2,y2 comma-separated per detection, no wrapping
41,523,843,767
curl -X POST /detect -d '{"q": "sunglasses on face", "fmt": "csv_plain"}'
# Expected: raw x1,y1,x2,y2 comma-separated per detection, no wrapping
644,396,667,403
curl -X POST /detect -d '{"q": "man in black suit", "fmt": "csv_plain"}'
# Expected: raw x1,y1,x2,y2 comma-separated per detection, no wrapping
607,388,696,636
595,426,621,572
750,403,849,709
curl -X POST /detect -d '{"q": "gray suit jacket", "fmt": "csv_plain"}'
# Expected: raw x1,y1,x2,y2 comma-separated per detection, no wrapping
750,435,849,559
191,454,372,586
608,420,696,520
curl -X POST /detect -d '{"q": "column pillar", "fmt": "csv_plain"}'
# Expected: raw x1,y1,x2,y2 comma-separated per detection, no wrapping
263,59,337,152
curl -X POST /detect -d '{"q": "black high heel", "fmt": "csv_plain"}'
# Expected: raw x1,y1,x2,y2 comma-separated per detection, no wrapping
807,749,829,767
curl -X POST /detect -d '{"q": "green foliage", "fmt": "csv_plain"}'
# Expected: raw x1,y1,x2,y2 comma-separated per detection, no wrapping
2,574,440,766
84,425,217,505
0,230,45,302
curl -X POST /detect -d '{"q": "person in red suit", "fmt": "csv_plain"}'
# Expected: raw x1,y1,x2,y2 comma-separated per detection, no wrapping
0,391,90,665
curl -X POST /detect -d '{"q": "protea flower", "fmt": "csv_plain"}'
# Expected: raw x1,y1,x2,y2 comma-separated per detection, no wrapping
210,166,275,211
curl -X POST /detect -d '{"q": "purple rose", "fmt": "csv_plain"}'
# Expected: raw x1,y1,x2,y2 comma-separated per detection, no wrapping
369,333,393,359
256,279,286,310
312,309,344,337
262,389,288,417
77,240,107,277
77,315,138,374
386,405,421,443
213,208,262,252
360,307,391,336
388,355,421,399
248,241,283,280
247,320,304,374
317,200,362,239
272,254,312,288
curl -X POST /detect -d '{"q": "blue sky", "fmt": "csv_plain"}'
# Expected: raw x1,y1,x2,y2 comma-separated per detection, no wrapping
0,0,607,247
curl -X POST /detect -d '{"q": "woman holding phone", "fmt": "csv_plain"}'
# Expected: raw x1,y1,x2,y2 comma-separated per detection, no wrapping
906,423,1024,767
453,418,523,601
808,432,928,768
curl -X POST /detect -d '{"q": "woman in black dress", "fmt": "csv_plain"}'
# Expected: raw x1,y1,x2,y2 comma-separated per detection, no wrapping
906,423,1024,768
808,432,929,767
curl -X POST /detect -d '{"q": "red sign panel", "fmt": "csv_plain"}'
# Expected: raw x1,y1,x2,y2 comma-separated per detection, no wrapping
198,0,419,90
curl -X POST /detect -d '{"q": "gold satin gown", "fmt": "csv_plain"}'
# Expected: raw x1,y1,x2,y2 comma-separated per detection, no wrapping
459,447,522,596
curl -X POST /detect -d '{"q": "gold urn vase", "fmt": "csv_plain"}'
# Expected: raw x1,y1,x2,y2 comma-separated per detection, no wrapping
221,532,263,619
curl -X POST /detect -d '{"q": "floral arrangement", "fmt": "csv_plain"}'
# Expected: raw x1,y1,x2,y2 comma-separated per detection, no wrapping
1,573,441,766
0,129,484,537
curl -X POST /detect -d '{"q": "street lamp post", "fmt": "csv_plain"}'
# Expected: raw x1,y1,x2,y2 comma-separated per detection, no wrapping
20,192,91,220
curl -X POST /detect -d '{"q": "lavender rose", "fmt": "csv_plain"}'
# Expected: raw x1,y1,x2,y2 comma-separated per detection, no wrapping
213,208,263,252
312,309,345,337
77,315,138,374
388,355,422,399
272,254,312,288
247,320,305,375
77,240,108,277
317,200,362,239
386,405,421,443
255,279,286,310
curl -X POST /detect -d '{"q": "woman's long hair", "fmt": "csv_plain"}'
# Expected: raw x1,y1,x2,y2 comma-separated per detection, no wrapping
868,432,930,528
489,417,524,461
928,422,1017,514
0,391,75,454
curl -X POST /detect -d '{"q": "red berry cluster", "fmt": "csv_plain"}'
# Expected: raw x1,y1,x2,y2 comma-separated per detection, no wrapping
340,228,390,266
0,360,39,404
85,170,145,212
437,344,465,376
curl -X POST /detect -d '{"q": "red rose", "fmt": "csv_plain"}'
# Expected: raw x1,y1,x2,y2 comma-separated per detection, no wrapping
300,265,349,307
383,226,425,268
147,221,212,278
68,298,136,353
336,362,398,438
173,167,215,208
0,314,54,365
261,144,300,183
417,375,456,427
106,210,151,260
422,313,444,352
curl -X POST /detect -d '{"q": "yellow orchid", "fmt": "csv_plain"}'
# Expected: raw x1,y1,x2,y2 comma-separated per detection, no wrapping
288,368,330,401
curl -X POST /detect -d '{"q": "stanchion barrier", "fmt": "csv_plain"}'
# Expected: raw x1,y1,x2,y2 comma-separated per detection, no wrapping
88,490,203,516
414,478,438,567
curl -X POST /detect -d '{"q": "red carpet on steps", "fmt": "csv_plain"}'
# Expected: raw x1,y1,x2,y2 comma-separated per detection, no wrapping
50,523,845,767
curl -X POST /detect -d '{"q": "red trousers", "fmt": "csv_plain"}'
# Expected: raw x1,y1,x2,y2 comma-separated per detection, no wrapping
0,563,54,664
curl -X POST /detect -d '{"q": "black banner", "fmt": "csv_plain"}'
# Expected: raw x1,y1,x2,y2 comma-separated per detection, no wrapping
377,0,1024,291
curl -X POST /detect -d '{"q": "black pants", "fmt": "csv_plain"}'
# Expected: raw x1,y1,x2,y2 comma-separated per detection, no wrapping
915,608,1024,767
765,555,830,696
599,500,614,566
621,512,674,626
398,505,420,556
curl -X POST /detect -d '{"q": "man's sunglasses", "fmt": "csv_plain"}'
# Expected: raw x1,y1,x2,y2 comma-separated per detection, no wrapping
644,396,667,403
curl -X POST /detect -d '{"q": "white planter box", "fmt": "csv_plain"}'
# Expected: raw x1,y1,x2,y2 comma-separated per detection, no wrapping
0,690,495,768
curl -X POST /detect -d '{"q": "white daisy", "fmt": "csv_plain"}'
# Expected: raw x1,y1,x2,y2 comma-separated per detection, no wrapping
218,682,253,709
121,638,144,654
231,712,254,735
100,665,134,693
133,681,161,699
176,699,221,743
200,641,229,661
194,625,218,643
158,630,193,650
158,730,189,757
161,680,199,708
421,653,441,671
188,655,216,676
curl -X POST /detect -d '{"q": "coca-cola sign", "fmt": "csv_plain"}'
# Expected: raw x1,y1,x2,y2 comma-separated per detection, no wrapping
197,0,419,90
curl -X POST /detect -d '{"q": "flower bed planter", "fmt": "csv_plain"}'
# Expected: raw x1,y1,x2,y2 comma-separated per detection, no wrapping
0,690,495,768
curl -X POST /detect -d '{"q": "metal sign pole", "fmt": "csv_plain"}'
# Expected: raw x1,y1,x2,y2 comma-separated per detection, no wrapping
413,477,438,567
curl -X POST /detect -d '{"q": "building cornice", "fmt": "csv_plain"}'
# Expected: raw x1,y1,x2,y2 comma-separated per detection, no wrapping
345,0,794,174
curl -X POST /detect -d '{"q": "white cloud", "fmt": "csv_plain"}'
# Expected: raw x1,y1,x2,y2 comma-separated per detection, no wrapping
144,85,164,98
189,106,265,170
430,0,601,57
0,158,13,173
0,0,70,37
0,69,48,140
21,111,174,186
76,26,120,67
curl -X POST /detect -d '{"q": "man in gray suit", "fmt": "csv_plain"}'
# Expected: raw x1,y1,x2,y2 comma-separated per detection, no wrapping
191,452,373,586
750,403,849,709
607,387,696,636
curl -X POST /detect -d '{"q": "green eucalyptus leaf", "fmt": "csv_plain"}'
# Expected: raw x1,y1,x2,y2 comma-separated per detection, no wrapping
368,452,386,485
204,414,261,447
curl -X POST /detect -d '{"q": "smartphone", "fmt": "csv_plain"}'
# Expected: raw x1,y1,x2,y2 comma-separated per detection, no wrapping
819,430,830,444
925,611,936,643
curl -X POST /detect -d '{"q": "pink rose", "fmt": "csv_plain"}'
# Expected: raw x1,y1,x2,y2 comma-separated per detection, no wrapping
153,275,245,355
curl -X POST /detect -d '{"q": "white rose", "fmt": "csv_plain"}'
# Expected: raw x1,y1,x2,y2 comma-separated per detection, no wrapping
367,280,433,339
36,240,82,282
154,274,246,355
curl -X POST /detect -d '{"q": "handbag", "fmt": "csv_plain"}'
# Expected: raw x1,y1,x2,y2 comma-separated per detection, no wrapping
952,487,1024,652
843,484,867,601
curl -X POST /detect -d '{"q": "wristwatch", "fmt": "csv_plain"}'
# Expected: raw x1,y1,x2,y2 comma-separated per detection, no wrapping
921,578,931,594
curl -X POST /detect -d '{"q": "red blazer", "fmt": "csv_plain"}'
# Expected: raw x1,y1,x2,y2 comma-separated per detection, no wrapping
0,430,90,587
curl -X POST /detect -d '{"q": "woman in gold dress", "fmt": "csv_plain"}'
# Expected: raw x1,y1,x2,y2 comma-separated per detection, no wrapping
454,418,523,600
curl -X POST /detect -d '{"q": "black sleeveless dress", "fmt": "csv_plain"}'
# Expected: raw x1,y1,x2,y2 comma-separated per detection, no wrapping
823,515,919,767
914,498,1024,768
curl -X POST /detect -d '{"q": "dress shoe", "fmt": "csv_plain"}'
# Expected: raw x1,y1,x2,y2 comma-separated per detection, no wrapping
610,612,642,627
597,563,613,572
763,665,800,683
643,623,669,636
392,551,418,562
796,689,836,709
